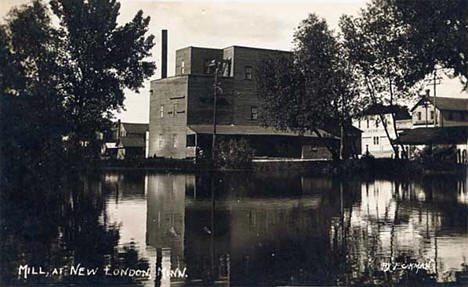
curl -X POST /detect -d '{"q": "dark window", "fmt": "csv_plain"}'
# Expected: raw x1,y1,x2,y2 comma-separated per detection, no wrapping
373,136,379,145
245,66,253,80
251,106,258,120
358,119,361,128
447,111,453,120
375,118,379,128
417,111,422,121
366,117,370,128
186,135,196,147
430,111,434,120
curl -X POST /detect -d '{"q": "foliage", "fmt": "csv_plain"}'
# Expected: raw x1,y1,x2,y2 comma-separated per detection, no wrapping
392,0,468,90
216,138,254,169
1,1,67,178
339,0,418,157
418,145,457,164
257,14,361,160
340,0,467,156
50,0,155,152
1,0,155,169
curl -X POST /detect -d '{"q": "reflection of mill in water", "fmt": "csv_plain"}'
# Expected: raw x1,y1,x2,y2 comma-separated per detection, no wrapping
146,174,187,286
146,173,231,286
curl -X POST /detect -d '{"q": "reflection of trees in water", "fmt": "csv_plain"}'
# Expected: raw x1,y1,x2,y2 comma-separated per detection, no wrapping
330,177,467,286
0,169,148,286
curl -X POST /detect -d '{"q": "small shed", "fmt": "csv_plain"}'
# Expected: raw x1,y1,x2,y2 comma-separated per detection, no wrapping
117,137,146,159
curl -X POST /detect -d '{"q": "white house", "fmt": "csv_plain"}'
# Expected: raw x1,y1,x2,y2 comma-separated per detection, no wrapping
352,105,411,158
398,96,468,163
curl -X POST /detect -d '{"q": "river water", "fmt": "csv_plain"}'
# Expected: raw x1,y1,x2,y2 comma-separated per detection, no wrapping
1,171,467,286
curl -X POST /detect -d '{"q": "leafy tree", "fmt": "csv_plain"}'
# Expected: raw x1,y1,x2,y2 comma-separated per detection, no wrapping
392,0,468,90
1,0,155,168
257,14,360,159
0,0,66,178
339,0,415,157
50,0,155,158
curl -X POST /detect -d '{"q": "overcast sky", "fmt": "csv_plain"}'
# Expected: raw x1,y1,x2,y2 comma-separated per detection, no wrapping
1,0,466,123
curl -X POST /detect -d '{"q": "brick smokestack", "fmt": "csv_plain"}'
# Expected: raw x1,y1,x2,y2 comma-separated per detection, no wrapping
161,29,167,79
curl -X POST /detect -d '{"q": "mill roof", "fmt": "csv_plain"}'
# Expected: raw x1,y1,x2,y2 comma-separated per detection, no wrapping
187,124,338,139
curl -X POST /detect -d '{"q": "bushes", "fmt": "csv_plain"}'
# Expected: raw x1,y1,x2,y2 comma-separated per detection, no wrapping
216,138,254,169
415,145,459,171
418,145,457,163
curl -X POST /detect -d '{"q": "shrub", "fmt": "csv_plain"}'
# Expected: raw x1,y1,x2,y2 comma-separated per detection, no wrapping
216,138,254,169
419,145,457,163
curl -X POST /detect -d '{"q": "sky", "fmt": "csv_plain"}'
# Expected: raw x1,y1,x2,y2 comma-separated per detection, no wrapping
1,0,466,123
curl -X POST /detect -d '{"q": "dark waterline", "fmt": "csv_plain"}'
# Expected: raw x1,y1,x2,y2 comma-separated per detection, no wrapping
1,170,467,286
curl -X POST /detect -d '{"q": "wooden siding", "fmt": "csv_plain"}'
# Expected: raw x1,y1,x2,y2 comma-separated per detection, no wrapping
150,46,327,159
411,101,468,127
175,47,223,76
175,47,191,76
149,76,189,159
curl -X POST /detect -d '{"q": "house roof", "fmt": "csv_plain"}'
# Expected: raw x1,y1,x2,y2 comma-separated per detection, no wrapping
121,123,148,134
410,97,431,112
411,96,468,112
428,97,468,111
117,137,146,148
397,126,468,145
360,104,411,120
321,121,363,136
187,124,338,139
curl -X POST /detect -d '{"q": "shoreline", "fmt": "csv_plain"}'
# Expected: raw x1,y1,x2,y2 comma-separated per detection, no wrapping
95,158,467,178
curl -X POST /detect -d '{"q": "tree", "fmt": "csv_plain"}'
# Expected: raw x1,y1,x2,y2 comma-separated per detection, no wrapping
392,0,468,90
339,0,415,158
50,0,155,158
257,14,360,159
1,0,67,178
1,0,156,168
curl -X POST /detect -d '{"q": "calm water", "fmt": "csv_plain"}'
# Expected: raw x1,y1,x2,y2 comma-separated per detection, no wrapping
1,171,467,286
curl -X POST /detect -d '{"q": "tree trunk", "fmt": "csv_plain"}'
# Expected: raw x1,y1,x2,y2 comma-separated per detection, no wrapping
364,77,400,157
340,123,345,160
312,128,339,160
388,78,407,159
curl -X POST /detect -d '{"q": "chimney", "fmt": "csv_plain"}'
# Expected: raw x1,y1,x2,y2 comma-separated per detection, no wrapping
161,29,167,79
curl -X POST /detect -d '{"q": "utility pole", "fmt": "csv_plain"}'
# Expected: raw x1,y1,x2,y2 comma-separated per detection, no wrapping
433,70,437,127
209,59,229,163
426,68,442,127
210,60,220,162
424,90,429,128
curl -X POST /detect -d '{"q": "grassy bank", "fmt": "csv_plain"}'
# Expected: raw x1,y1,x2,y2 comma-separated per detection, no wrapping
97,157,466,178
